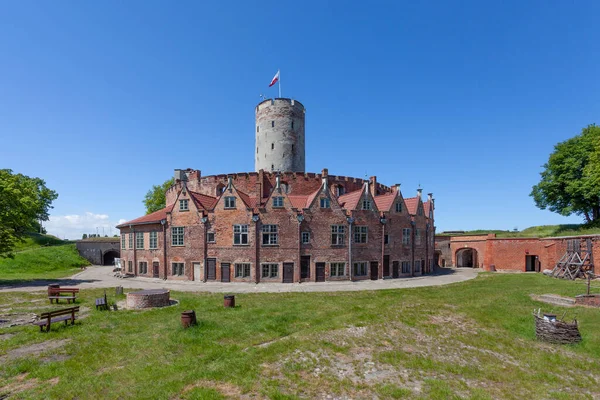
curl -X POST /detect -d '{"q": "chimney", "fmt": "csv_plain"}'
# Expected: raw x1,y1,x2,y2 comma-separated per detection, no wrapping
369,176,377,197
321,168,328,190
227,176,233,191
427,193,433,203
417,188,423,198
321,168,328,177
275,174,281,191
174,169,187,182
393,183,401,195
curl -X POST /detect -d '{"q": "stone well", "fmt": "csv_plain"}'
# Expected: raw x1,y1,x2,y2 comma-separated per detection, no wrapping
126,289,170,309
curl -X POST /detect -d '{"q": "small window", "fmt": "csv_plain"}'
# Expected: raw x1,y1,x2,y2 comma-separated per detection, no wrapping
291,121,294,129
271,164,274,171
353,226,368,243
271,120,275,127
395,202,402,213
262,224,278,245
273,196,284,207
401,261,410,274
172,262,184,276
418,206,423,216
320,198,330,208
301,231,310,244
136,232,144,249
292,144,294,152
331,262,346,277
257,147,258,154
224,197,236,209
233,224,249,245
171,227,184,246
384,234,389,245
415,229,421,245
402,228,411,245
257,126,259,132
179,199,189,211
235,263,251,278
261,263,279,278
207,232,215,243
271,143,274,150
128,260,133,273
362,200,372,210
336,185,345,196
121,234,126,250
331,225,345,245
128,233,133,249
353,262,368,276
139,261,148,275
149,232,158,249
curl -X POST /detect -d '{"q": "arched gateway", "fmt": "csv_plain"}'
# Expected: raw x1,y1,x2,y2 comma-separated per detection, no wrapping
456,248,478,268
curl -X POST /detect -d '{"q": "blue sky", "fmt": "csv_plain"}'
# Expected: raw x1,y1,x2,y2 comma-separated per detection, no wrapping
1,1,598,239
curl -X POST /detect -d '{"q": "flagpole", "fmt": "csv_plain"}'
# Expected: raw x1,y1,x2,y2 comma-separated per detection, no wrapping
278,69,281,98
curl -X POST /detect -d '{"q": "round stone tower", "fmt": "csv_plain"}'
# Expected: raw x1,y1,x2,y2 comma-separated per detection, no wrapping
255,98,305,172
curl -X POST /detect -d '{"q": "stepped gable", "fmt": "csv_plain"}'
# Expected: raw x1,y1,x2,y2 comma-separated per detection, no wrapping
117,204,174,227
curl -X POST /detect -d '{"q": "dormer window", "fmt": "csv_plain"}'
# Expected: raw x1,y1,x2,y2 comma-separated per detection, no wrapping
271,121,275,127
362,200,372,210
273,196,284,207
395,202,402,212
320,198,330,208
336,185,345,196
224,197,236,209
418,206,423,216
179,199,189,211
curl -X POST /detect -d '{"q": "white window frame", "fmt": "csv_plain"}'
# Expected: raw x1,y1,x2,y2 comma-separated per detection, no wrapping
128,233,133,249
149,231,158,249
172,262,184,276
353,261,368,276
139,261,148,274
301,231,310,244
171,227,184,246
235,263,251,278
233,224,249,245
121,234,126,250
136,232,144,249
261,263,279,278
331,225,345,245
395,202,402,212
262,224,278,245
330,262,346,277
207,232,216,243
401,261,410,274
362,200,371,210
224,196,236,209
320,198,330,208
415,229,421,245
273,196,284,207
402,228,410,245
179,199,189,211
354,226,368,243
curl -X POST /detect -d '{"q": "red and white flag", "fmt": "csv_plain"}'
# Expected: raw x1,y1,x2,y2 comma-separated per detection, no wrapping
269,70,280,87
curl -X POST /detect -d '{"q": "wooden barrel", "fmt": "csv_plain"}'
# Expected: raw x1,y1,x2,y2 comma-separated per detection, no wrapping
181,310,196,328
224,295,235,308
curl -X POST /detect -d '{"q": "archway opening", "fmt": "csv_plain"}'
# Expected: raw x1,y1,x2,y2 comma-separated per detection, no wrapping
103,250,120,266
456,248,478,268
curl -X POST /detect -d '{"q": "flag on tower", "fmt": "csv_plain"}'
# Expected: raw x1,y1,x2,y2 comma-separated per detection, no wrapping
269,70,280,87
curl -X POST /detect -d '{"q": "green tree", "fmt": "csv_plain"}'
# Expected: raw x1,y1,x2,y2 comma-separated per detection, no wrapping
0,169,58,256
143,178,174,214
82,234,88,239
531,125,600,223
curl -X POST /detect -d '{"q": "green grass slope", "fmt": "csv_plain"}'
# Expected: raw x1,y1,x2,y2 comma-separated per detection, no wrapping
442,223,600,238
11,233,70,252
0,243,89,282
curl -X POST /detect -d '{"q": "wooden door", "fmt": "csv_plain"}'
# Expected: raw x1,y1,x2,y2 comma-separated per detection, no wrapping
383,255,390,277
301,256,310,280
221,263,230,282
370,261,378,280
315,262,325,282
283,262,294,283
152,262,160,278
392,261,399,278
206,258,216,281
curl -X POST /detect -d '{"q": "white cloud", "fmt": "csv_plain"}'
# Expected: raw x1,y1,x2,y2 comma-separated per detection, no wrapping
45,212,123,240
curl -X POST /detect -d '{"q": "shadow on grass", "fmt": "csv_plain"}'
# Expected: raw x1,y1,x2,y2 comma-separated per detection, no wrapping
0,278,100,290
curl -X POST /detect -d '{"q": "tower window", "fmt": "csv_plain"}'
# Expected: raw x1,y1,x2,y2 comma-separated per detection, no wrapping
271,143,274,150
271,164,274,171
271,121,275,127
257,147,258,154
257,126,259,132
291,121,294,129
292,144,294,152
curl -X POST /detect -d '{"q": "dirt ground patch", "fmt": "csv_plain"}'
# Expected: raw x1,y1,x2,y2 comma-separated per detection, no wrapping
0,339,71,362
179,379,251,399
0,312,38,328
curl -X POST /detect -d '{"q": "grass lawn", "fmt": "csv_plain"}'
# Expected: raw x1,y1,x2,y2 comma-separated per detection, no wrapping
1,274,600,399
440,224,600,238
0,244,89,284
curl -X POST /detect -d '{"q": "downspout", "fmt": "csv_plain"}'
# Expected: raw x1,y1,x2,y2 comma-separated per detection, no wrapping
426,223,430,274
297,214,303,283
411,220,415,277
131,225,137,276
202,216,208,283
347,216,354,281
381,216,385,279
161,219,167,280
254,213,260,284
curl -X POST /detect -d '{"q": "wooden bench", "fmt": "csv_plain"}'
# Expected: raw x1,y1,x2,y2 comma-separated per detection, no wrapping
48,287,79,304
95,293,109,310
33,306,79,332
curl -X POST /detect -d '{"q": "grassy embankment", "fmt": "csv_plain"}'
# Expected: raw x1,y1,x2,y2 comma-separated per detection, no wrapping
441,223,600,238
0,234,89,283
1,274,600,399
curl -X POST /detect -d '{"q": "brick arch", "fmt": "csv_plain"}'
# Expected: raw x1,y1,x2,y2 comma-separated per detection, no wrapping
102,249,120,266
455,248,478,268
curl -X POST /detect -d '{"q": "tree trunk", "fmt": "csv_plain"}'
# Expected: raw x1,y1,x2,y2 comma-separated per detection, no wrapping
584,211,592,224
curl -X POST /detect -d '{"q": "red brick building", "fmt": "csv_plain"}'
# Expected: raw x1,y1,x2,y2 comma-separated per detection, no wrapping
117,169,435,283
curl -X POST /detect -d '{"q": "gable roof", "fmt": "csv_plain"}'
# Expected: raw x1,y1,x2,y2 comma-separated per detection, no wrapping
236,189,258,209
116,204,174,228
288,194,310,209
338,189,363,210
189,191,218,210
374,193,396,212
404,197,419,215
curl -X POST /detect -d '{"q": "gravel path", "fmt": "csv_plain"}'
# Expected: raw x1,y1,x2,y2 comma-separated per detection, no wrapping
0,266,478,293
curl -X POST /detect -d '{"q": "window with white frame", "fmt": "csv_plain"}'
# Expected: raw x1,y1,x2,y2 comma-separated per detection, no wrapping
414,260,421,272
354,226,368,243
136,232,144,249
415,229,421,245
179,199,189,211
128,260,132,273
121,234,126,249
235,263,251,278
273,196,284,207
418,206,423,216
262,224,278,245
362,200,372,210
207,232,215,243
401,261,410,273
402,228,410,245
233,224,249,245
395,202,402,212
172,262,184,276
128,233,133,249
353,261,368,276
320,198,330,208
336,185,345,196
171,227,184,246
331,225,345,245
149,232,158,249
261,263,278,278
330,262,346,277
224,196,236,209
301,231,310,244
139,261,148,274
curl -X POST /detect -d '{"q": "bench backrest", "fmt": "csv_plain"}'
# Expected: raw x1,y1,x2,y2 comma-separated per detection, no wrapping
40,306,80,319
52,288,80,293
